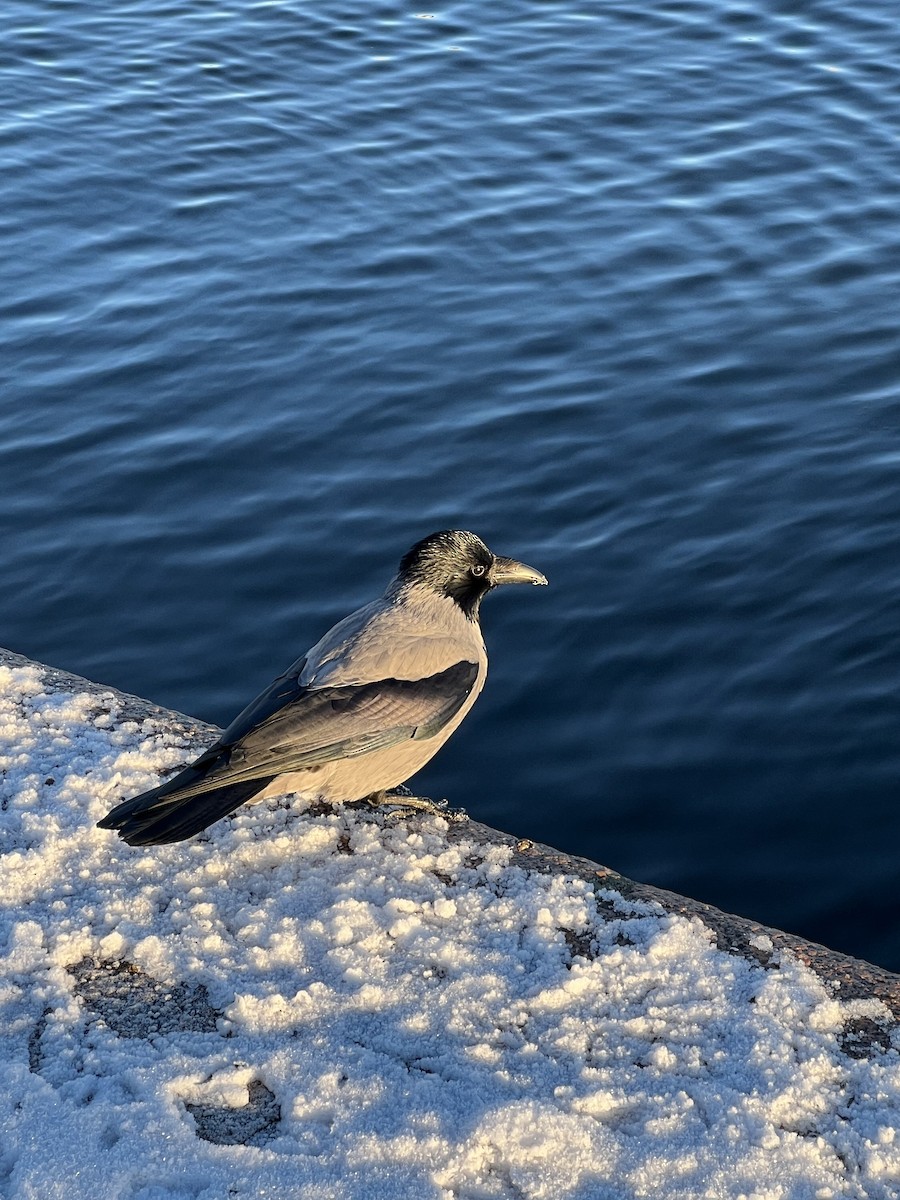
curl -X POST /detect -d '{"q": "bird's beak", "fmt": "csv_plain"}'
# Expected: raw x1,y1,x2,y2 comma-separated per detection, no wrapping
490,556,548,587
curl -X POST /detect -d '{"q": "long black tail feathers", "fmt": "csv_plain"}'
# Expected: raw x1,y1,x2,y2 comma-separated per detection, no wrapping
98,776,275,846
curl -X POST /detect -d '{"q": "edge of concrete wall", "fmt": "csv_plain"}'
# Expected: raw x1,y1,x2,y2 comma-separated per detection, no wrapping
4,643,897,1050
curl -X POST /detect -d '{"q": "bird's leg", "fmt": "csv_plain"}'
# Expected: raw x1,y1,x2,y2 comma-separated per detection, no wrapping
361,788,445,813
360,788,468,822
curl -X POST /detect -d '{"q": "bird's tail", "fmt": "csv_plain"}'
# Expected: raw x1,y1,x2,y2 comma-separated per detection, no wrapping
98,752,276,846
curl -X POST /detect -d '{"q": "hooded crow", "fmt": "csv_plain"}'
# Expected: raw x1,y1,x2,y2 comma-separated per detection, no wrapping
98,530,547,845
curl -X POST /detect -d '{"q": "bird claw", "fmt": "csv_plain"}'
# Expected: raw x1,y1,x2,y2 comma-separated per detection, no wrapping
443,804,469,824
366,789,469,823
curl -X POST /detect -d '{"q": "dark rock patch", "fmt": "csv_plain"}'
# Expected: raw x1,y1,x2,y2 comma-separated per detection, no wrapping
185,1080,281,1146
70,957,221,1038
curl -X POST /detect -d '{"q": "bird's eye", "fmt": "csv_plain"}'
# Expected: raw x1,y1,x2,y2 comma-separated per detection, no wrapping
471,564,486,577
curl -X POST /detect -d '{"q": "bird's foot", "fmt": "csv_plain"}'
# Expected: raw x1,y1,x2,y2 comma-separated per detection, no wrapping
362,788,468,823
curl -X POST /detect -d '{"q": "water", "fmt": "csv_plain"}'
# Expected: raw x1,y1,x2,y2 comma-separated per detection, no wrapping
3,0,900,968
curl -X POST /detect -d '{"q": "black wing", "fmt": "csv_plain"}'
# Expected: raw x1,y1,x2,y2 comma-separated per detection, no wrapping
205,657,479,788
98,660,479,839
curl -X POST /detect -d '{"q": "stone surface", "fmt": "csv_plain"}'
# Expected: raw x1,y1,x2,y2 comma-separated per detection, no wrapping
3,642,898,1056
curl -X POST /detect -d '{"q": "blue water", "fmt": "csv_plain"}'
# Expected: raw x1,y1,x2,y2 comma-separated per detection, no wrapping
3,0,900,967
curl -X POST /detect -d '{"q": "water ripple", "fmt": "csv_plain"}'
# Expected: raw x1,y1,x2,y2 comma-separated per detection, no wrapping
3,0,900,966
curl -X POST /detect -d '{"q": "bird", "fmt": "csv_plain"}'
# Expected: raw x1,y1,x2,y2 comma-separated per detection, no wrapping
98,530,547,845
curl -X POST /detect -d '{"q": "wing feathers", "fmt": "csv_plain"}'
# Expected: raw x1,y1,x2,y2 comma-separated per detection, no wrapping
99,659,479,842
238,660,479,762
108,776,277,846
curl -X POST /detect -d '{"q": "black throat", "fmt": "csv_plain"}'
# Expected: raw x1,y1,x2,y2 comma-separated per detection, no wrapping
441,575,491,620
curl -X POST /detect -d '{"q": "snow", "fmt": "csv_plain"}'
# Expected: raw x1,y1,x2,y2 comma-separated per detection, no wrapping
1,658,900,1199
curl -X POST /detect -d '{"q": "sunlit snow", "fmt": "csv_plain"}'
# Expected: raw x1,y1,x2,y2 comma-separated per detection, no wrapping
1,660,899,1199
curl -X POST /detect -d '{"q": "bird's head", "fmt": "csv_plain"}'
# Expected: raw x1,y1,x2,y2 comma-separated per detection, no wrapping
396,530,547,619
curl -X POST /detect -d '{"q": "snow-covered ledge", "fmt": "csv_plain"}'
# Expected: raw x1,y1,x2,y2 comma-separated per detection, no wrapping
1,646,899,1199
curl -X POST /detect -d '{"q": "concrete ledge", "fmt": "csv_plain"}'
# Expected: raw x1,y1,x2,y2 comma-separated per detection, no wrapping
2,646,899,1198
3,645,895,1023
